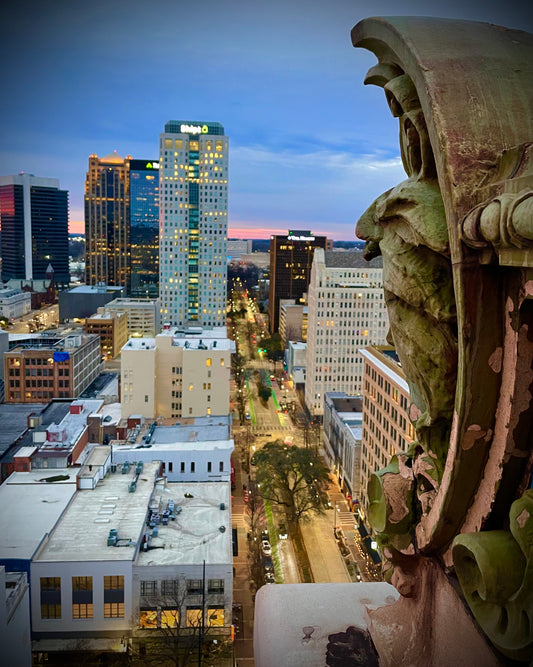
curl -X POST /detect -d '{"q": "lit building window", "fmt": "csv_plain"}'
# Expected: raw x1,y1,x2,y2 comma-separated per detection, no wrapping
139,608,157,628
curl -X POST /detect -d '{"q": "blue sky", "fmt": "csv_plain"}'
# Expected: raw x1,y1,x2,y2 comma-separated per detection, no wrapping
1,0,531,240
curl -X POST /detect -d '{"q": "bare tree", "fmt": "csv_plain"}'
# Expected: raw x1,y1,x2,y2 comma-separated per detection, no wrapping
128,577,232,667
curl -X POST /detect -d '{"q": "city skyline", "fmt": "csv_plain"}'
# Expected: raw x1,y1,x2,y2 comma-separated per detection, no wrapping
1,0,532,241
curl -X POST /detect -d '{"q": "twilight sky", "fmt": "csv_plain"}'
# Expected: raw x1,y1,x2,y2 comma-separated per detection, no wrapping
1,0,531,240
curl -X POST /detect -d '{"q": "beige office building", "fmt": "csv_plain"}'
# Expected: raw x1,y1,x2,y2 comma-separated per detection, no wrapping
85,309,129,360
121,327,234,419
359,345,415,513
105,297,161,337
279,301,307,345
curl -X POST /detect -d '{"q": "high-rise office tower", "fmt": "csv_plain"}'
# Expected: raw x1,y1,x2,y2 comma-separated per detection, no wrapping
84,152,131,291
0,173,69,285
159,121,228,327
268,230,328,334
129,159,160,298
305,249,389,417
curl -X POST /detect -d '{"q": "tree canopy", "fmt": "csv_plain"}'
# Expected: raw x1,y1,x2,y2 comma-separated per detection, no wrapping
253,441,330,523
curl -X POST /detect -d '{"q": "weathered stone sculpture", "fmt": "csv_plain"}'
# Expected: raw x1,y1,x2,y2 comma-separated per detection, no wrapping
354,16,533,665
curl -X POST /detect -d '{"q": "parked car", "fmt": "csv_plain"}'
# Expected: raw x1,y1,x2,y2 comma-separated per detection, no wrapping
278,523,288,540
261,539,272,555
265,571,275,584
263,555,274,572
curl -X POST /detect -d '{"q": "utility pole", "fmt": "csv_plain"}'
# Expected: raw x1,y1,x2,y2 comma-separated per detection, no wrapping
198,560,206,667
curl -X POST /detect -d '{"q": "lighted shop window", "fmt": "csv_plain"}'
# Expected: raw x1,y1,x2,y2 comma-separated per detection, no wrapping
139,609,157,628
186,608,203,627
161,608,179,628
208,608,225,626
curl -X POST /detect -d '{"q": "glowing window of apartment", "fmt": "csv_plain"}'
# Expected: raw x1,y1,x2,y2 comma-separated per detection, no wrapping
220,358,225,366
206,358,212,367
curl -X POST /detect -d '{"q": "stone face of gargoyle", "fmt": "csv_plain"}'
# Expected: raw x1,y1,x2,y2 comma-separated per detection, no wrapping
356,169,458,486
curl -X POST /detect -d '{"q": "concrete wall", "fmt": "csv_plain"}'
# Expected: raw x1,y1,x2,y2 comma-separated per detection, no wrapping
30,559,134,635
0,568,31,667
112,447,232,484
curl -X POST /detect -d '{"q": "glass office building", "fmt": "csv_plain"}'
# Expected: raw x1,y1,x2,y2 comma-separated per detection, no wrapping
159,121,228,328
84,152,130,292
0,174,69,285
129,159,159,298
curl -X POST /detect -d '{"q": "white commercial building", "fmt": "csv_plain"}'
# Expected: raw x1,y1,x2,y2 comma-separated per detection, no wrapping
305,250,388,417
287,341,307,386
105,297,161,337
159,121,228,328
0,287,32,319
121,326,234,420
26,455,232,660
323,393,363,502
111,415,233,484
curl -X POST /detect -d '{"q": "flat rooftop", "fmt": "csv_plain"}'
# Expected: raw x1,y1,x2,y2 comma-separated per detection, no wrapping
123,338,156,351
113,415,232,451
136,481,232,567
34,462,160,563
80,372,119,399
0,403,57,459
67,285,124,294
0,470,77,561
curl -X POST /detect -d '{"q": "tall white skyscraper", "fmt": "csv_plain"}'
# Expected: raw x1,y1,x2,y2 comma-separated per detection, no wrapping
159,121,228,327
305,249,389,417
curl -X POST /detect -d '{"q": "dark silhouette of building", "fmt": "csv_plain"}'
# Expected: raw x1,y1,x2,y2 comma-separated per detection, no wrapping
0,174,69,286
128,159,159,298
268,230,328,333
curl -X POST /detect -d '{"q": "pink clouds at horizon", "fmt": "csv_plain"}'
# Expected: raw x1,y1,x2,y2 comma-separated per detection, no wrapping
69,220,350,240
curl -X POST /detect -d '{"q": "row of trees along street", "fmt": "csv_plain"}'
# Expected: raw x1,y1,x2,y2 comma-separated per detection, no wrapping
228,285,332,584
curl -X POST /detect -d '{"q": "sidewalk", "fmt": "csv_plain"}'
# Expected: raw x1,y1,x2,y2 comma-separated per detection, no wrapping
232,439,255,667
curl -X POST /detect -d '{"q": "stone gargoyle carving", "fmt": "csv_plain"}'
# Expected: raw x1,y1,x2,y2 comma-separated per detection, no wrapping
353,16,533,665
